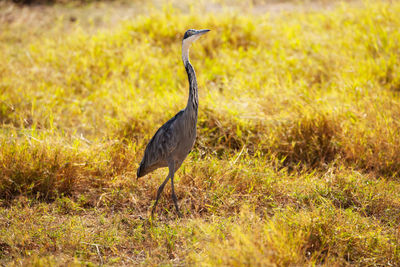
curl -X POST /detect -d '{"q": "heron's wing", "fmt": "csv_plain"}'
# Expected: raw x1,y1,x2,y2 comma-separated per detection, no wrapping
137,110,184,176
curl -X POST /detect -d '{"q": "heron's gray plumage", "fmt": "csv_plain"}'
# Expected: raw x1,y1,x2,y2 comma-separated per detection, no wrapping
136,29,209,217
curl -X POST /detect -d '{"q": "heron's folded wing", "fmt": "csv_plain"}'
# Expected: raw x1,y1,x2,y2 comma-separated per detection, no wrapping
141,110,184,167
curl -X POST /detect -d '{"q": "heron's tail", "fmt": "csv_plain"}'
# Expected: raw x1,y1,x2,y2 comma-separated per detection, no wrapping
137,163,145,179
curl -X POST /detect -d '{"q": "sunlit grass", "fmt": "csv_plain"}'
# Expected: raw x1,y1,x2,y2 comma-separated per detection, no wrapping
0,0,399,265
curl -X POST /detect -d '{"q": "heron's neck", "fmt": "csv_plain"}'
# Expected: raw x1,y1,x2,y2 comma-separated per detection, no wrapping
184,60,198,114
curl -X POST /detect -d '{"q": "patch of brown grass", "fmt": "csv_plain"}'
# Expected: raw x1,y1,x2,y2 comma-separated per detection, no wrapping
271,114,342,169
0,139,83,200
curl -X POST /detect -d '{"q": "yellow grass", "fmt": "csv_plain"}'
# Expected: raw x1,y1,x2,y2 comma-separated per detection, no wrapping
0,0,399,265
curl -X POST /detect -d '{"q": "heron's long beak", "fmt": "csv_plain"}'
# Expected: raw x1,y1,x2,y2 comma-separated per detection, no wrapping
195,29,210,36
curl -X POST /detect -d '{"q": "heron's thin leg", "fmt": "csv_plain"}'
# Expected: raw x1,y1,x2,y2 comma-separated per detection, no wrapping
151,172,171,216
170,172,182,217
168,160,182,217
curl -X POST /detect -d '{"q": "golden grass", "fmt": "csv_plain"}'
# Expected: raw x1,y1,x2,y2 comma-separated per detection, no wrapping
0,0,400,265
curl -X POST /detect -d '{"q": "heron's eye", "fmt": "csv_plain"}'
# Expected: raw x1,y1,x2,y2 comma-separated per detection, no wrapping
184,30,196,39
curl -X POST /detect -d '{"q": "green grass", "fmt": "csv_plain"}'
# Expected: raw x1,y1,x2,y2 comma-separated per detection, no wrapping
1,0,400,265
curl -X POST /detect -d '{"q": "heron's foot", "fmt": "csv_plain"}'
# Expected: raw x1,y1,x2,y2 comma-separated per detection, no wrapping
176,209,182,218
150,204,157,219
150,206,181,218
171,194,182,217
174,203,182,217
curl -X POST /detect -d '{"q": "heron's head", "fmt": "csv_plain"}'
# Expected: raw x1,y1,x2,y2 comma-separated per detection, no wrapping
182,29,210,63
183,29,210,43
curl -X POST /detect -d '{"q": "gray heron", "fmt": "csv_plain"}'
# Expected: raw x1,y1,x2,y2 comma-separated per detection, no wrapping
137,29,210,217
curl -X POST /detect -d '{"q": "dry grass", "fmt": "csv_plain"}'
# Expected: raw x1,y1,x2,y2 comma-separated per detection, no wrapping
1,0,400,265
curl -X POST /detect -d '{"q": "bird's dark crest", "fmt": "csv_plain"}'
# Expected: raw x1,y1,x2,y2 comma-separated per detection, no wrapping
183,29,196,40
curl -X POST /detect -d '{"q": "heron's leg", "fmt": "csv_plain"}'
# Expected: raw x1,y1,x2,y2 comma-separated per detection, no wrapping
171,173,182,217
169,160,182,217
151,171,171,216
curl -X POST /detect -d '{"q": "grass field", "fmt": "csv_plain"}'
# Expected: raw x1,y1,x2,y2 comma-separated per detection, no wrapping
1,0,400,265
